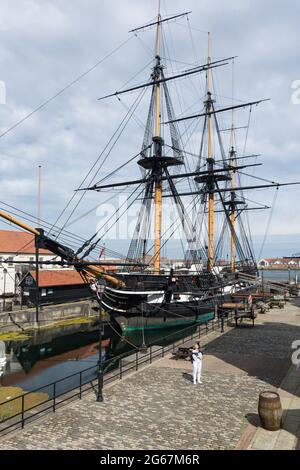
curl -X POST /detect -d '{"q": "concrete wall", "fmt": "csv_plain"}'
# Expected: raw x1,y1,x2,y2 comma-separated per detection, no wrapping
0,299,99,332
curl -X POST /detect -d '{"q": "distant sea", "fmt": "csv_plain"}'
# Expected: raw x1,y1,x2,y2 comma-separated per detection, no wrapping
105,234,300,260
259,269,300,282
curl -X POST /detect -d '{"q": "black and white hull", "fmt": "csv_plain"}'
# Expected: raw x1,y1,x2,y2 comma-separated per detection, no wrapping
95,272,254,332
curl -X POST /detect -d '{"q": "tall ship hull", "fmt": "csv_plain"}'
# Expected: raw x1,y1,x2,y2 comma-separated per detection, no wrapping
105,301,215,332
98,272,254,331
0,4,296,340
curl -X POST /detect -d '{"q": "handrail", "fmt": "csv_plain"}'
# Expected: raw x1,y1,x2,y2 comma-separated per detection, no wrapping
0,208,125,289
0,312,234,435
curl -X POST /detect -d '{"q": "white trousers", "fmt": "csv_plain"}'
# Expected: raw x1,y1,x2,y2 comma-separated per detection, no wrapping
192,360,202,384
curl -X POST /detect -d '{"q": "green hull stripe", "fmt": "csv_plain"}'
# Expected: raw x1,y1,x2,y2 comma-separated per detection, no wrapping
125,312,215,332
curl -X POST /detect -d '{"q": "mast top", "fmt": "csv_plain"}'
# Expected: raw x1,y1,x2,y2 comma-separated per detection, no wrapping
207,32,212,91
155,0,161,57
163,99,270,124
129,11,192,34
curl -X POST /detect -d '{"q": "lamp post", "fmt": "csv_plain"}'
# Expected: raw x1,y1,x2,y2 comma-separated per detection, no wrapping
35,235,39,325
96,284,104,402
3,268,7,312
220,275,224,333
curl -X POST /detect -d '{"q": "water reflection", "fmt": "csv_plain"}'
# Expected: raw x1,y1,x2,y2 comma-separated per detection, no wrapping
109,324,198,358
0,320,198,393
1,321,107,390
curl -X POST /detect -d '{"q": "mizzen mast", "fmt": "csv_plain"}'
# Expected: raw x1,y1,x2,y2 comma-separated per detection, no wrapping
228,146,240,272
227,71,246,272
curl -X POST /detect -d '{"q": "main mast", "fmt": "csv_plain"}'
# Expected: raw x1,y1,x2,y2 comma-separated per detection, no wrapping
228,92,246,272
229,68,237,273
153,0,162,274
230,146,236,271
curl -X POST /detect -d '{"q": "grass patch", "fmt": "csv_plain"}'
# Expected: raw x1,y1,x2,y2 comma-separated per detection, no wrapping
0,386,49,422
1,311,109,339
0,331,30,342
39,316,98,331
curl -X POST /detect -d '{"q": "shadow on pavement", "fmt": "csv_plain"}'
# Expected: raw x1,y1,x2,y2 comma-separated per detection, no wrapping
204,321,300,390
182,372,193,383
245,408,300,442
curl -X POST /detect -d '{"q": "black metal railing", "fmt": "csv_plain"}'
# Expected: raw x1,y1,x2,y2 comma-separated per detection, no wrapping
0,312,234,436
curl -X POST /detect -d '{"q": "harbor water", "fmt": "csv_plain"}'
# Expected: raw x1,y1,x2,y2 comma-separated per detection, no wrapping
0,318,201,397
259,269,299,283
0,270,295,398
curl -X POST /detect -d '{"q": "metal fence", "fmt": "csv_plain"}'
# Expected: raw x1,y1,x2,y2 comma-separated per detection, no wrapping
0,313,232,436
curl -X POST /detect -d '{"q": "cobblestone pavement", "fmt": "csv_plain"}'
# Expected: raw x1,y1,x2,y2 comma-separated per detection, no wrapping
247,364,300,450
1,367,268,450
207,320,299,359
1,303,299,450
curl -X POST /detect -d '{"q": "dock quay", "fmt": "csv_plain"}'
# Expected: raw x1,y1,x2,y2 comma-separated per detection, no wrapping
0,300,299,450
0,299,102,334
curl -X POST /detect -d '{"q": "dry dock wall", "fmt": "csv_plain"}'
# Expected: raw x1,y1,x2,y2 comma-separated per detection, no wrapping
0,300,97,332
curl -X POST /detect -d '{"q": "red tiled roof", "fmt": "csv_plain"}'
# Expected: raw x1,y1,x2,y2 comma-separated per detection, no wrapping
30,269,85,287
0,230,52,255
262,258,299,263
262,258,283,262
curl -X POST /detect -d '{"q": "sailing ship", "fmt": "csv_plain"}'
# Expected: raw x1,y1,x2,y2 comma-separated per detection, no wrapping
0,2,299,333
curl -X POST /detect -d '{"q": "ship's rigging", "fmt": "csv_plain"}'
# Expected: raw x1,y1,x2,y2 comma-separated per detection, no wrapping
0,3,299,333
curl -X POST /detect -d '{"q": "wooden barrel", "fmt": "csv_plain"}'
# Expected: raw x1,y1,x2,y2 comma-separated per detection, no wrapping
258,391,282,431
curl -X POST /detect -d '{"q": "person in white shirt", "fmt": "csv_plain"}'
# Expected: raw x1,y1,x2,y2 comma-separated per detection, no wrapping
0,341,6,382
190,342,203,384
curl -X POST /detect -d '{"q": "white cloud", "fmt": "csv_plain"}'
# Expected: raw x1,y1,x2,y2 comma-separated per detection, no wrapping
0,0,299,257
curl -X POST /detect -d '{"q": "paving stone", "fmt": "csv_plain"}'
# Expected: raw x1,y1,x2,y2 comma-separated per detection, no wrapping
250,428,280,450
273,429,298,450
282,415,300,435
0,365,268,450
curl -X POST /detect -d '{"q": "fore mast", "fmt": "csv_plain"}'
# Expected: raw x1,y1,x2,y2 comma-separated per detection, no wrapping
206,33,214,273
153,0,162,274
137,0,183,274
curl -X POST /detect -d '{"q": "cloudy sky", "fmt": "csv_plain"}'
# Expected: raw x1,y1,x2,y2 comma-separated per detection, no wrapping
0,0,299,259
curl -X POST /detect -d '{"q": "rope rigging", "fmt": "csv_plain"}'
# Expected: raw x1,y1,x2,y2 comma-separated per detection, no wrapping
0,8,288,297
0,36,134,142
78,182,146,260
0,201,128,261
258,187,279,260
49,85,148,241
